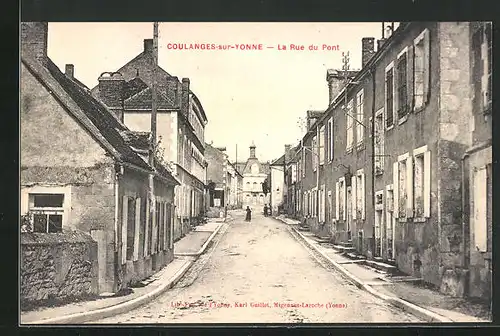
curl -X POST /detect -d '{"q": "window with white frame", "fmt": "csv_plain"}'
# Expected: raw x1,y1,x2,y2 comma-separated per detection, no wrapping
396,48,409,119
472,22,492,112
413,28,430,110
319,125,325,165
319,185,326,222
28,194,64,233
413,146,431,219
356,90,364,145
393,153,413,220
302,147,306,177
385,62,395,128
346,100,354,151
356,170,365,220
374,108,385,174
328,118,334,161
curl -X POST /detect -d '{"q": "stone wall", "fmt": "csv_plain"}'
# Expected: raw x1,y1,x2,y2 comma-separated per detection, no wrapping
21,231,98,309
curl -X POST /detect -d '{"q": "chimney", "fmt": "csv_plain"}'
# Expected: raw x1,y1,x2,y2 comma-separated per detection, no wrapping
362,37,375,68
144,39,153,54
284,144,292,162
181,78,190,116
249,142,256,159
377,38,387,51
98,72,125,121
65,64,74,79
326,69,345,105
21,22,48,67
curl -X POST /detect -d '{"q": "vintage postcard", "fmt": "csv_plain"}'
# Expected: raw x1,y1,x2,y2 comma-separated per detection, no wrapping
20,21,492,325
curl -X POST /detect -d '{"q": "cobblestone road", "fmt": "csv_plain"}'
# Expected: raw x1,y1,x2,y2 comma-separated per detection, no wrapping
92,211,422,324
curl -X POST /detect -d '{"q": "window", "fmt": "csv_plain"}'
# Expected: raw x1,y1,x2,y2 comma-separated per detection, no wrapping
328,118,334,161
319,185,326,222
356,90,364,145
337,178,346,220
312,136,318,171
346,100,354,151
374,190,384,257
385,63,395,128
29,194,64,233
414,28,430,110
356,170,365,220
301,147,306,177
374,108,385,174
413,146,431,219
393,153,413,220
396,51,409,119
472,22,492,112
319,126,325,165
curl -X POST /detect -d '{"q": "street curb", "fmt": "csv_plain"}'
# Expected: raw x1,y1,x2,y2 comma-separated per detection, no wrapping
284,220,453,323
26,258,195,325
174,222,224,257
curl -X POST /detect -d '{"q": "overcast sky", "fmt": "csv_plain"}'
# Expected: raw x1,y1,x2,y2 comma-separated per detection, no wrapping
47,22,387,163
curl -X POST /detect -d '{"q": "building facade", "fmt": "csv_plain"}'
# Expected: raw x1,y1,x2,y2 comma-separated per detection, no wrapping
91,39,208,242
235,143,270,209
292,22,492,300
205,143,243,209
20,22,180,294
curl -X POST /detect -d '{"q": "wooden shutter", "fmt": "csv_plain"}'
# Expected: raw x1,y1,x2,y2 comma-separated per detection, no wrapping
393,162,399,218
351,176,357,220
407,45,414,110
121,196,128,265
406,156,414,218
133,198,141,261
335,182,339,220
423,29,431,105
423,151,431,217
474,167,487,252
361,172,366,220
144,198,150,256
343,182,347,221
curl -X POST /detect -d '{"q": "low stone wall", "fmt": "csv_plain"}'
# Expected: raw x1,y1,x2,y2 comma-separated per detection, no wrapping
21,231,98,309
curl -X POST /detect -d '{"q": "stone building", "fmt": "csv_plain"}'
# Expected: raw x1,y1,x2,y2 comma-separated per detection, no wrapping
293,22,492,300
20,22,180,294
91,38,208,242
205,143,243,209
270,144,296,214
235,143,270,209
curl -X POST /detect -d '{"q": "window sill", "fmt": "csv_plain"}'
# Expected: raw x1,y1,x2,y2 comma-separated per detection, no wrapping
375,168,384,176
346,148,353,154
356,142,365,151
386,125,394,132
413,217,427,223
398,115,409,125
398,218,407,223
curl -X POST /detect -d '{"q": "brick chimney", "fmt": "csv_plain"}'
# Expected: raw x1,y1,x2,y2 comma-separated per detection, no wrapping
326,69,345,105
284,144,292,162
249,142,256,159
144,39,153,54
362,37,375,68
98,72,125,121
65,64,75,79
181,78,190,116
21,22,48,67
377,38,387,51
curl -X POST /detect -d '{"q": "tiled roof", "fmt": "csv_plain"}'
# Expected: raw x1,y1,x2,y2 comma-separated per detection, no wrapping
124,86,175,109
307,110,324,119
123,77,149,99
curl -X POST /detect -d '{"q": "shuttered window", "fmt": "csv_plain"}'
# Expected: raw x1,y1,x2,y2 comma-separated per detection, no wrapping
385,63,395,128
473,166,488,252
413,28,430,110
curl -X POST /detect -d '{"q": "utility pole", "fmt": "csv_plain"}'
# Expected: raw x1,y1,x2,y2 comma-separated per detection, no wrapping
149,22,159,254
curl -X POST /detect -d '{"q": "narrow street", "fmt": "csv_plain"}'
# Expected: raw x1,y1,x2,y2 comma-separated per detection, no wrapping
92,211,421,324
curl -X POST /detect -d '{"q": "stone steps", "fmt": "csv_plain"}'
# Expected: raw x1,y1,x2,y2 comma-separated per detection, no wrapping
332,245,356,253
363,259,398,274
346,252,366,260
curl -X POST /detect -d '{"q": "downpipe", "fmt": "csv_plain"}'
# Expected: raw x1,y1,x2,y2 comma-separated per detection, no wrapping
114,164,124,292
461,153,470,297
369,67,376,258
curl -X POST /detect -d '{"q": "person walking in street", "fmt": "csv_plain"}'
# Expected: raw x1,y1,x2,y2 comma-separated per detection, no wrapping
245,206,252,221
263,204,268,217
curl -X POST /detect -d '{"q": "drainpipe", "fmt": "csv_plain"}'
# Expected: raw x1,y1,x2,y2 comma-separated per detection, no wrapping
461,153,470,297
114,163,124,292
369,67,376,258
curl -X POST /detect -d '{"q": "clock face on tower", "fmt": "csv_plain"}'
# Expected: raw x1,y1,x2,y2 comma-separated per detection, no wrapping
251,163,259,174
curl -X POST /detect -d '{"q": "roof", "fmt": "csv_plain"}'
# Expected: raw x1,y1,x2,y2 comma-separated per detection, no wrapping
22,52,178,185
270,154,285,166
234,160,270,175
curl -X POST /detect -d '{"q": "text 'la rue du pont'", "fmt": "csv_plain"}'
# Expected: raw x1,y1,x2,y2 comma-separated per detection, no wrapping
165,43,340,51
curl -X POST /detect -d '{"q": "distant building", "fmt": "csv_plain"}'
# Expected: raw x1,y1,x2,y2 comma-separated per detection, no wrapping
234,143,270,209
205,143,243,209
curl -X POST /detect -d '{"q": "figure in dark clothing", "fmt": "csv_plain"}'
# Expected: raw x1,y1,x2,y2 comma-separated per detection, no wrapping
245,206,252,221
263,204,268,216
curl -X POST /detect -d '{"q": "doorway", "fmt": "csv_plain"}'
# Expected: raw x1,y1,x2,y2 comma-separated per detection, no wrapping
346,187,352,241
386,187,396,260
